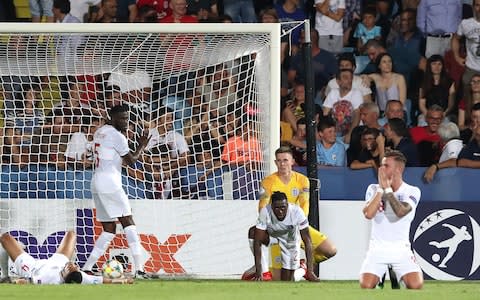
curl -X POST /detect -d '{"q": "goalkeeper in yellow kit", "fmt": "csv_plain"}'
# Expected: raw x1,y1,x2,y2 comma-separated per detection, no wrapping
243,146,337,280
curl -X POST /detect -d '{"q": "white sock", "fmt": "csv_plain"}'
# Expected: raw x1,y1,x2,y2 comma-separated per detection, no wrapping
0,246,8,278
82,231,115,271
248,239,270,273
124,225,144,273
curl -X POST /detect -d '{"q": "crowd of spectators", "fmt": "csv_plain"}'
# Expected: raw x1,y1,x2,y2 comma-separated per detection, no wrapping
1,0,480,201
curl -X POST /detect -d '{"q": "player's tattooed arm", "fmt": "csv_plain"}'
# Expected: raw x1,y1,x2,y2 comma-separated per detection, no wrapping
384,192,412,218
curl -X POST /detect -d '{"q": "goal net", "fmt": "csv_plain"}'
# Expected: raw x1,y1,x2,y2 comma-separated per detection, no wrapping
0,23,281,278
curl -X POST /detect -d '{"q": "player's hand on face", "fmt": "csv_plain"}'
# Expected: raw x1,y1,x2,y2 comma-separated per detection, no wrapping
378,166,389,188
304,270,320,282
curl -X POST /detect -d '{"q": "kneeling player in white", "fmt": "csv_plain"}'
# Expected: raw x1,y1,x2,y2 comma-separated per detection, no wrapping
252,191,319,281
0,230,133,284
359,150,423,289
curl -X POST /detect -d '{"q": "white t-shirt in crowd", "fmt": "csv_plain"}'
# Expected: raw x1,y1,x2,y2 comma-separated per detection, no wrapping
70,0,101,22
146,129,189,158
439,139,463,163
326,76,372,98
457,18,480,72
314,0,345,36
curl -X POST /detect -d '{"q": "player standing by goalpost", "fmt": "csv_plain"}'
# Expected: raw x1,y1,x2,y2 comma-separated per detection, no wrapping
82,104,151,278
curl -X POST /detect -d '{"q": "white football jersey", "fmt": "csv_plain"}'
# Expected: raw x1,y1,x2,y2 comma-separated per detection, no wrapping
92,125,129,193
256,203,309,250
365,182,421,247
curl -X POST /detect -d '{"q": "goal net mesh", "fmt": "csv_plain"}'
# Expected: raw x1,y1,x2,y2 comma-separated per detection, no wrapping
0,24,280,278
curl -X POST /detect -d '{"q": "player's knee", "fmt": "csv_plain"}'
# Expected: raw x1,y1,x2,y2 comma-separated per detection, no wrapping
405,280,423,289
325,246,337,258
248,226,255,239
359,281,377,289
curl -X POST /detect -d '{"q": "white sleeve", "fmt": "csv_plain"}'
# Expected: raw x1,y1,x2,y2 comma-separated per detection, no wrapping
293,206,309,231
456,20,465,36
323,90,337,109
256,207,269,231
403,186,421,210
80,272,103,284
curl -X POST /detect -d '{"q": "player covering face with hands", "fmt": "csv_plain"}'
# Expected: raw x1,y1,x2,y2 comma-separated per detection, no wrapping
359,150,423,289
253,191,319,282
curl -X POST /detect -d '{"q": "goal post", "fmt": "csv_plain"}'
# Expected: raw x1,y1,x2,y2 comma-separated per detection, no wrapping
0,23,281,278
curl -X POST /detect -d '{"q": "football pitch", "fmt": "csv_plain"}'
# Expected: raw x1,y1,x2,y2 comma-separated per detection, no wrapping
3,280,480,300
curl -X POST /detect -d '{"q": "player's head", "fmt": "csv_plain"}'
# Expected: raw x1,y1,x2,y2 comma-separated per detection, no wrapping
381,150,407,176
62,262,83,284
109,104,129,132
271,191,288,221
274,146,295,173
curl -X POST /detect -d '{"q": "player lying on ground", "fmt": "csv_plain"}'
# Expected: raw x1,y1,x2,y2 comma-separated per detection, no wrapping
0,230,133,284
252,191,319,282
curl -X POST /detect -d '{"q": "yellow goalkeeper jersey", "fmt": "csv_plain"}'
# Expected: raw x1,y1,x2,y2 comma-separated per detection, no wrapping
258,171,310,216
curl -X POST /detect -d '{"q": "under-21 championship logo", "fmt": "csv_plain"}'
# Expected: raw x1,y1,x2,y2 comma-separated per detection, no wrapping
412,209,480,280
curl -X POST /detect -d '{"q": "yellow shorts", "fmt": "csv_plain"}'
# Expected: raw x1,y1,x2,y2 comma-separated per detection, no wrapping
271,226,328,269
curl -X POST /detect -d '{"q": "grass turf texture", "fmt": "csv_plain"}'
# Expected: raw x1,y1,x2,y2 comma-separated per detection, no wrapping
2,280,479,300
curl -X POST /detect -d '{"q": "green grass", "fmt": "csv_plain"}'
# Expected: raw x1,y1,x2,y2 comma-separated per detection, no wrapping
2,280,480,300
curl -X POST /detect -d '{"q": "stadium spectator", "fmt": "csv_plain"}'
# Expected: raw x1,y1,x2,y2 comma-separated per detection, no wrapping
52,0,81,23
350,127,385,170
64,116,103,169
417,0,462,58
383,117,420,166
326,52,372,103
145,106,190,187
289,118,307,166
460,103,480,144
5,84,45,166
316,117,346,166
0,231,133,284
362,53,407,113
452,0,480,96
378,99,405,127
221,119,262,171
410,104,443,166
179,144,223,199
342,0,361,48
96,0,118,22
457,119,480,168
116,0,137,22
186,0,218,21
282,82,306,133
354,8,382,54
458,74,480,130
275,0,306,48
347,102,382,166
69,0,101,22
288,28,338,105
136,0,170,21
323,68,362,143
418,55,456,125
222,0,256,23
29,0,54,22
242,146,336,281
250,191,319,281
423,122,463,183
135,4,157,22
390,9,425,56
160,0,198,23
314,0,345,55
82,105,151,278
374,0,392,45
360,150,423,289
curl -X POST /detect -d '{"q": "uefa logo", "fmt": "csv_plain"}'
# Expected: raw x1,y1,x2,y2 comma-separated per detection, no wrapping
412,209,480,280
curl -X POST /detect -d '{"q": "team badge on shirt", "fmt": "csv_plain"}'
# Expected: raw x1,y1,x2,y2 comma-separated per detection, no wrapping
292,188,299,197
